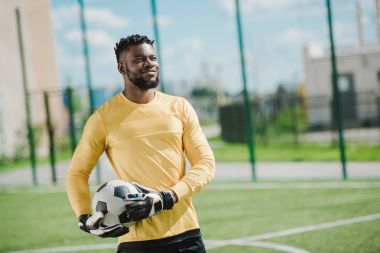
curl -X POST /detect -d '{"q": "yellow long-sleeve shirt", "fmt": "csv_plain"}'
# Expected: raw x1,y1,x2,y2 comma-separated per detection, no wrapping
66,91,215,243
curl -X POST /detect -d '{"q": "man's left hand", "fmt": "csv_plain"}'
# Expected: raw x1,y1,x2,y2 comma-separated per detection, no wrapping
78,212,129,238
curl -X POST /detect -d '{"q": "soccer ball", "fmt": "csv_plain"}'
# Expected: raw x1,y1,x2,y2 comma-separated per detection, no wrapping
92,180,139,228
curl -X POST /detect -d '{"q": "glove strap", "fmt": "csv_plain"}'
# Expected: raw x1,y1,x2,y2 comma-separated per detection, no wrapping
160,191,174,210
78,214,91,233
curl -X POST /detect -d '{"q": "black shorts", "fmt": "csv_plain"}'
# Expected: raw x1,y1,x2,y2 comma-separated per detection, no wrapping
117,229,206,253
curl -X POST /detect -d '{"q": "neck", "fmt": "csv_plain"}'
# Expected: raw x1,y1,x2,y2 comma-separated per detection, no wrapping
123,85,155,104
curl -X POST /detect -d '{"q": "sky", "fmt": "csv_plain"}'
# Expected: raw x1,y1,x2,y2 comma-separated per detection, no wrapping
50,0,378,95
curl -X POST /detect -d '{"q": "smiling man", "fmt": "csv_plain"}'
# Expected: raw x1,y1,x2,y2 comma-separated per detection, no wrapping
66,34,215,253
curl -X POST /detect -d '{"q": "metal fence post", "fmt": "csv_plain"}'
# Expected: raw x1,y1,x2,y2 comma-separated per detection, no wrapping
44,91,57,184
66,87,77,154
16,8,37,186
235,0,256,181
326,0,347,180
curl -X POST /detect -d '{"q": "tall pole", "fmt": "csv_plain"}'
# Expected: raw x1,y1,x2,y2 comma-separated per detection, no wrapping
375,0,380,44
150,0,166,93
326,0,347,180
235,0,256,180
355,1,364,47
78,0,101,184
78,0,95,113
44,92,57,184
16,8,38,186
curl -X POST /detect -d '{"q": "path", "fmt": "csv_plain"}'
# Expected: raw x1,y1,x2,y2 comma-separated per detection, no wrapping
1,155,379,186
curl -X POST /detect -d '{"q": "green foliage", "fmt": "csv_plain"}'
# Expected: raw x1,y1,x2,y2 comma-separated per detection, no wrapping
266,107,306,134
191,86,217,98
219,97,308,144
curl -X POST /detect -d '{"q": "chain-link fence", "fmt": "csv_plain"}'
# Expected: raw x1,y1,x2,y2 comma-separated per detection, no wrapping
0,86,121,182
219,90,380,145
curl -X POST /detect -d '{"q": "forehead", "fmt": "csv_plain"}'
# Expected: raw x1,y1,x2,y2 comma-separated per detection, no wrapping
121,43,155,60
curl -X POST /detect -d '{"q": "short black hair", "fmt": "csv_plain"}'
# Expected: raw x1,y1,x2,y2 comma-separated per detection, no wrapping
114,34,154,63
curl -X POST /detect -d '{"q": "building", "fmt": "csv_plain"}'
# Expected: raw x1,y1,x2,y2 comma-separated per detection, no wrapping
0,0,63,158
303,44,380,129
303,0,380,130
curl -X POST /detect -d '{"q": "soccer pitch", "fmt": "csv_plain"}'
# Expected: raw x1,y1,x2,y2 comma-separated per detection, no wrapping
1,181,380,253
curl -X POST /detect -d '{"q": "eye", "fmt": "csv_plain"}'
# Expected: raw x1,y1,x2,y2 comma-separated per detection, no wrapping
134,58,144,63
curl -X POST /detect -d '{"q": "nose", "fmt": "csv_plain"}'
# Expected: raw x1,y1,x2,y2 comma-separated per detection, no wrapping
143,58,157,69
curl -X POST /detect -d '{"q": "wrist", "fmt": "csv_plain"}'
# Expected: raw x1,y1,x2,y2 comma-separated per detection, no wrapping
160,191,175,210
78,214,91,223
78,214,91,233
169,190,178,203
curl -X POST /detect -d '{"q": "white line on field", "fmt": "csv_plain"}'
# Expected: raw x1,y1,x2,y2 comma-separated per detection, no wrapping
207,212,380,250
6,244,117,253
241,241,310,253
7,212,380,253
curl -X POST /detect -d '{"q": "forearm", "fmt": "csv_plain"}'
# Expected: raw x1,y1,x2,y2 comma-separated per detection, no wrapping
66,168,92,217
66,111,106,217
171,147,215,200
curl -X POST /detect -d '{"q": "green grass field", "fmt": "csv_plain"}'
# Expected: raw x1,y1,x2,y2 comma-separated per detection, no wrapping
1,181,380,253
209,138,380,161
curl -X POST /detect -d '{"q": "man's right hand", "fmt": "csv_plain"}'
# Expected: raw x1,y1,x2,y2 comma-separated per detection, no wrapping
78,213,129,238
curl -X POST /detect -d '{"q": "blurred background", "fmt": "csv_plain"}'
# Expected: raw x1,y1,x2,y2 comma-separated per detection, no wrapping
1,1,380,253
1,0,379,184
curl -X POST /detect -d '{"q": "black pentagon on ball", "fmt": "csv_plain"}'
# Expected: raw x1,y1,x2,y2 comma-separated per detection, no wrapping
119,210,132,223
114,186,129,199
95,201,108,214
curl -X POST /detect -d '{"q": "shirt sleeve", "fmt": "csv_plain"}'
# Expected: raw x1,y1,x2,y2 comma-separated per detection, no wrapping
171,100,215,200
65,111,107,217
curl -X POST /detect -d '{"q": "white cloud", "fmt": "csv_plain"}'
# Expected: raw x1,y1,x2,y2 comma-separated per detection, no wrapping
52,5,78,30
86,8,128,28
52,5,128,29
148,16,173,26
277,28,314,46
307,43,326,58
163,37,203,58
334,21,357,46
65,29,114,47
161,37,204,88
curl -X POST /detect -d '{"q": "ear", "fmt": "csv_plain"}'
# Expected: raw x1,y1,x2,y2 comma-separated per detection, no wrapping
118,62,126,75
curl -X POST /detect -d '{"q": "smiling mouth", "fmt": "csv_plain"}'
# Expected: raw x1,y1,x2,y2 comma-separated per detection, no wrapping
141,69,157,73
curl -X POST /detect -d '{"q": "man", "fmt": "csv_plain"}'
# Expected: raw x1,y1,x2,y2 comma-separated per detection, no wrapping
66,34,215,253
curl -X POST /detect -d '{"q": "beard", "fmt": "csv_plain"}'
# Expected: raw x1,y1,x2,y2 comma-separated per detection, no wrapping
126,67,160,90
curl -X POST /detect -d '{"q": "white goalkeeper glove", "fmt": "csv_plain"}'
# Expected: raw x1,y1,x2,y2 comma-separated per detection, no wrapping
124,183,176,221
78,212,129,238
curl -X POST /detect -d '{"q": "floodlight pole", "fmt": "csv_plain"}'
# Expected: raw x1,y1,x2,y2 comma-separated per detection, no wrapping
235,0,256,181
15,8,38,186
78,0,95,114
78,0,101,184
150,0,166,93
326,0,347,180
